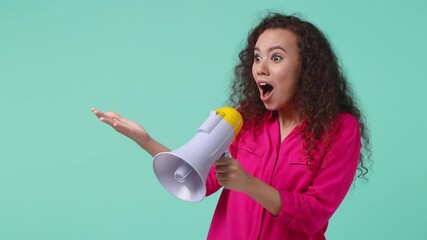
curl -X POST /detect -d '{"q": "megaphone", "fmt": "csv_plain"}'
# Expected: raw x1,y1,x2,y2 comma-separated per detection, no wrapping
153,107,243,202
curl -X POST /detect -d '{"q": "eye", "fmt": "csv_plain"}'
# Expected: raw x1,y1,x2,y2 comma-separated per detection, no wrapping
272,54,283,62
254,55,261,62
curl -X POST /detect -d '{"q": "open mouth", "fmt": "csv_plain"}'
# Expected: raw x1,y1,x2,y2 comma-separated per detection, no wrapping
259,82,274,99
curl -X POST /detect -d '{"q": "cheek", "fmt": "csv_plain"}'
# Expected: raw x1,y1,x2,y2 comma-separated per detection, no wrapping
281,65,300,90
277,72,299,96
251,65,257,79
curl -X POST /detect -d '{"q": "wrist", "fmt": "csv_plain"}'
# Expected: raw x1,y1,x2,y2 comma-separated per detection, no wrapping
136,135,170,157
243,173,257,195
135,134,152,150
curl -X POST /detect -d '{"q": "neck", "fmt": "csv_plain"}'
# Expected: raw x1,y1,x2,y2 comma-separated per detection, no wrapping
277,106,300,129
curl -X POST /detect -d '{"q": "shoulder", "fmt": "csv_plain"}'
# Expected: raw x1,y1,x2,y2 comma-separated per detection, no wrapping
333,112,359,133
327,113,361,152
321,113,361,169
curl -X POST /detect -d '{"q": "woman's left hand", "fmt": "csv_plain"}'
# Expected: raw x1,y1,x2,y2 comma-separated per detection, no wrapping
215,157,254,193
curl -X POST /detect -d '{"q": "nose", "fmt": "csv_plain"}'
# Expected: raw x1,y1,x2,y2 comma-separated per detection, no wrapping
254,58,269,76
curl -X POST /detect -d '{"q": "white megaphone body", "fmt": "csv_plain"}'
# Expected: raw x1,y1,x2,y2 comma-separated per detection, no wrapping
153,107,243,202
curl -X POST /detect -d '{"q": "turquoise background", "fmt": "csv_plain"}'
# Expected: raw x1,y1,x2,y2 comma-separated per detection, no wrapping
1,0,426,239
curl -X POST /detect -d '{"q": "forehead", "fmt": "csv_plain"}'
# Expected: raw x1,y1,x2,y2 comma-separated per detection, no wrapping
254,28,299,51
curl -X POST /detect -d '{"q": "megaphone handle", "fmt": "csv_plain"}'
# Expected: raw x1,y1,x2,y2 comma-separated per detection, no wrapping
219,151,231,190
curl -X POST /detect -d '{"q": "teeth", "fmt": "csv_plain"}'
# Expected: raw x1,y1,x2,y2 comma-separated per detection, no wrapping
260,82,267,86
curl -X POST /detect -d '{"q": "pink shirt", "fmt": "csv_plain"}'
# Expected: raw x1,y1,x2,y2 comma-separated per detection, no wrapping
205,112,361,239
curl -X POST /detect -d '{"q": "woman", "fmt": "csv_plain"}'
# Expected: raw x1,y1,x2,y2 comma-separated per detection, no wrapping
92,12,370,240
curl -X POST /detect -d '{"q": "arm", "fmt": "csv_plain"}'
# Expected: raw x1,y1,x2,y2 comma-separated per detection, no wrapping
91,108,170,156
273,115,361,233
211,125,282,213
215,114,361,233
215,157,282,215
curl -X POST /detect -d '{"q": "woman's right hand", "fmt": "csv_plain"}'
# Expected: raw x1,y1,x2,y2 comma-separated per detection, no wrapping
91,108,151,147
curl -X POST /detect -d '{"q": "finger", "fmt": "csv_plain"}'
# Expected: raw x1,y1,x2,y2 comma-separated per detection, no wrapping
104,111,121,120
216,173,229,181
112,120,131,133
216,157,232,165
217,180,225,186
115,116,136,126
215,165,230,173
92,108,102,117
101,117,130,134
217,180,231,189
92,108,106,116
99,116,116,127
93,109,113,120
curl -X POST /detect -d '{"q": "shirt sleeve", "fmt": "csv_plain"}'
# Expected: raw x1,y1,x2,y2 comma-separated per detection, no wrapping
273,114,361,233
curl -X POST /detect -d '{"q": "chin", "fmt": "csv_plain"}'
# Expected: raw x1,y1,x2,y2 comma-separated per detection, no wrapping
262,103,279,111
263,101,289,112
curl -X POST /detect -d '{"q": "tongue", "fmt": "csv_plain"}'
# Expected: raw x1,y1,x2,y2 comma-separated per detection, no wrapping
262,85,273,98
264,90,272,98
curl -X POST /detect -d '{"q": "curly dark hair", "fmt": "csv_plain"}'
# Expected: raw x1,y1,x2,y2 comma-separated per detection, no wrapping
229,12,371,180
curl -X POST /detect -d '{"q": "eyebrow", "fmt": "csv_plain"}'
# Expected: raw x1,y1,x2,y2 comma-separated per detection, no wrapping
254,46,287,53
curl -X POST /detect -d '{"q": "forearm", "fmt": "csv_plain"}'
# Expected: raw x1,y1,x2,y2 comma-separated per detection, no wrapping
245,176,282,216
136,136,170,157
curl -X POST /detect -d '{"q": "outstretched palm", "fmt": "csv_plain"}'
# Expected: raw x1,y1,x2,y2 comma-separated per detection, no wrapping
91,108,150,145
